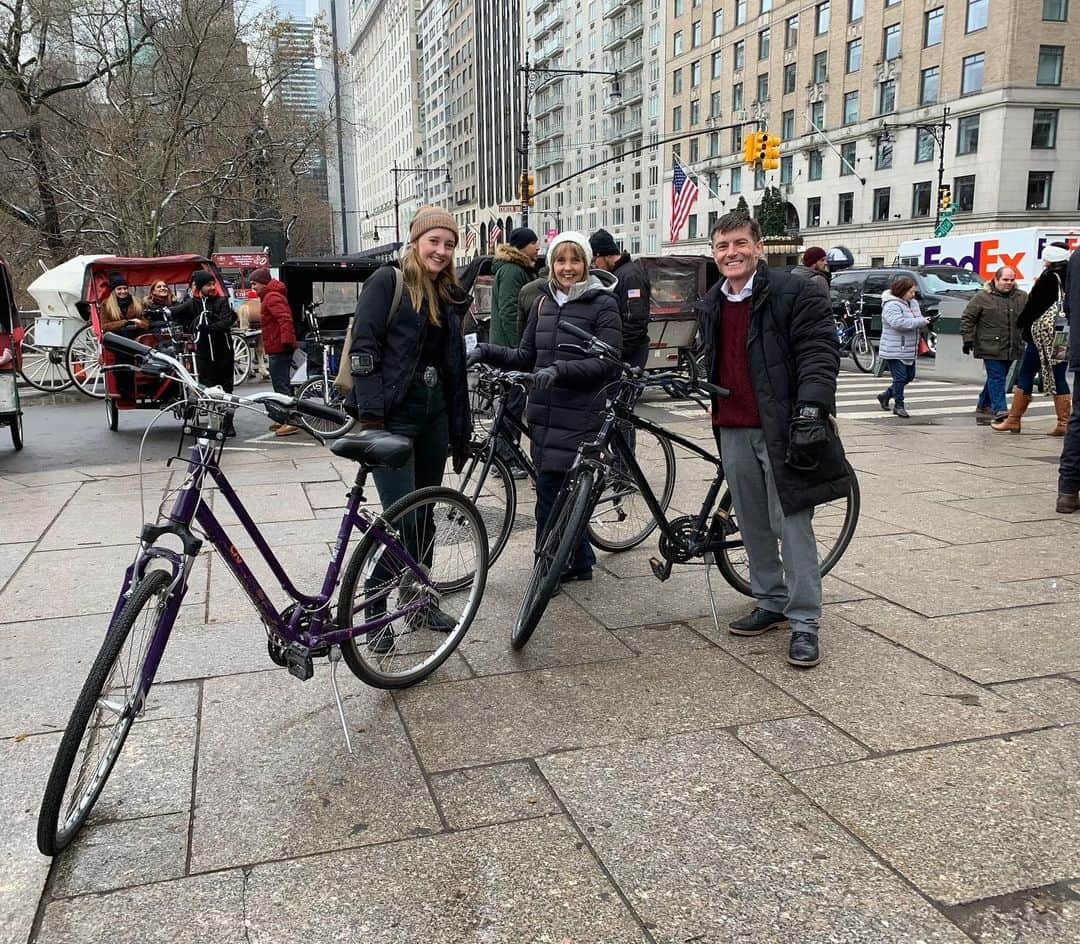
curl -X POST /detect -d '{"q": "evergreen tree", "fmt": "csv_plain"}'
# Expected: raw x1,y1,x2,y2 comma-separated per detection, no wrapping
758,186,787,237
733,195,751,220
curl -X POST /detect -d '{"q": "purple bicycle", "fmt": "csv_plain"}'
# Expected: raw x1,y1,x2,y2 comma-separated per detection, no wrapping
37,333,489,856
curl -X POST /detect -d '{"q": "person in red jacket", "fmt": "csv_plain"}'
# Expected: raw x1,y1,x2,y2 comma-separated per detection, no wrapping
249,267,299,436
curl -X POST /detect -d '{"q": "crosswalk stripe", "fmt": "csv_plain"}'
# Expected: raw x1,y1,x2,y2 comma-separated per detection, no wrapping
840,405,1052,420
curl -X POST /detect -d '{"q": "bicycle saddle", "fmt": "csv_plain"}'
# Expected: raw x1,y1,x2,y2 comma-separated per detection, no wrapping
329,429,412,468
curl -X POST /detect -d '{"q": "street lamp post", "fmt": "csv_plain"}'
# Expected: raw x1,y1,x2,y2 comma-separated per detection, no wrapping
879,105,951,227
391,164,453,245
518,53,621,228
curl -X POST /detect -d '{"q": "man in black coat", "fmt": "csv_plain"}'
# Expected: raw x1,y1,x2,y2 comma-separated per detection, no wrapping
589,229,651,370
697,213,849,668
1058,248,1080,513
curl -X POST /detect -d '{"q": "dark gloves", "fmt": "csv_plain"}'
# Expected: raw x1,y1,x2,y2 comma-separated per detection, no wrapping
531,365,559,390
786,404,830,471
452,447,469,475
466,344,489,368
962,341,973,355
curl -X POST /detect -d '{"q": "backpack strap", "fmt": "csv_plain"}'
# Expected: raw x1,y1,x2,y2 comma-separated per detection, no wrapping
387,266,404,326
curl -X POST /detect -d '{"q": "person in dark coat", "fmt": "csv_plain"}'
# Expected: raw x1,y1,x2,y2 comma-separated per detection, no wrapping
696,213,848,669
589,228,651,370
517,265,548,339
249,267,299,436
469,231,622,581
1058,245,1080,513
790,246,832,297
960,268,1027,423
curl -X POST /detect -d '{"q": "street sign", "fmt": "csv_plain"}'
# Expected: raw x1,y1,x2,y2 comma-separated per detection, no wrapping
212,251,270,270
497,204,518,214
934,217,954,237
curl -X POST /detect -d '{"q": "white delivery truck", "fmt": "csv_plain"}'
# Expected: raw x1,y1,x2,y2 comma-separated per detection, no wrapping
897,227,1080,290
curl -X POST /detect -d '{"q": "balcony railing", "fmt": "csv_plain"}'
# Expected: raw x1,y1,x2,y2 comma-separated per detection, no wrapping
535,35,562,62
602,12,643,49
613,43,643,72
601,0,628,19
535,9,561,39
533,92,566,120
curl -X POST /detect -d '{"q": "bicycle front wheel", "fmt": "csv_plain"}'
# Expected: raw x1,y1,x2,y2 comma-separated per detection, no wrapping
445,443,517,577
713,463,861,596
295,377,355,437
512,468,595,650
38,569,174,855
587,426,675,552
337,486,488,689
850,331,876,373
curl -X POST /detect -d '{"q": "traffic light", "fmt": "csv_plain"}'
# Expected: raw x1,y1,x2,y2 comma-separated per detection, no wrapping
742,132,761,166
520,172,536,206
761,133,781,171
938,184,952,214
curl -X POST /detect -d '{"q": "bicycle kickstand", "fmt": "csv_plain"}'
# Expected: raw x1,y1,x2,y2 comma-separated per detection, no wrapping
702,552,723,638
327,645,354,754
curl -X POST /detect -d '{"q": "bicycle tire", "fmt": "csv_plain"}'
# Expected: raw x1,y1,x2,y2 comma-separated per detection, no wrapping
445,444,516,580
713,462,861,596
337,486,488,689
512,467,595,650
295,377,355,437
38,569,174,855
65,324,107,398
850,332,876,373
587,425,675,553
664,347,700,398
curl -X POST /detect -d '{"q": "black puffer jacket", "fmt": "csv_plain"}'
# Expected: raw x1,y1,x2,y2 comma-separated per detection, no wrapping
348,265,472,452
1017,263,1067,343
484,270,622,472
695,262,849,516
169,293,236,363
1067,251,1080,370
611,253,651,352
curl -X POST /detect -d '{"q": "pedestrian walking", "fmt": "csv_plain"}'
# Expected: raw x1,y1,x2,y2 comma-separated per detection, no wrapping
696,213,848,669
1057,245,1080,513
468,231,622,583
790,246,832,298
960,267,1027,425
876,277,932,419
589,228,652,371
249,267,299,436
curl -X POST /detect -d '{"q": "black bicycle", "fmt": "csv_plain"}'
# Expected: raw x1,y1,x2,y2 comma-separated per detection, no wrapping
511,321,861,650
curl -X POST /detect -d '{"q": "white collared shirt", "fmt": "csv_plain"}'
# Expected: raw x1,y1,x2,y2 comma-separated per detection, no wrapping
719,272,755,302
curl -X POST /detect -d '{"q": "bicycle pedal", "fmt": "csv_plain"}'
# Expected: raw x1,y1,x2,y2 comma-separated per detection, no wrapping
286,648,314,681
649,556,673,582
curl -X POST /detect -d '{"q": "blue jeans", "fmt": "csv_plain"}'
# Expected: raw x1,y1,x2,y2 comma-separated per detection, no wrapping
268,351,293,398
885,359,916,406
977,359,1011,413
535,469,595,572
1015,342,1070,395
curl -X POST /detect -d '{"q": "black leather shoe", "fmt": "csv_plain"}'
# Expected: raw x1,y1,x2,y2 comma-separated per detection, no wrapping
367,626,395,654
892,404,910,418
876,390,891,411
787,631,820,667
728,607,789,636
560,567,593,583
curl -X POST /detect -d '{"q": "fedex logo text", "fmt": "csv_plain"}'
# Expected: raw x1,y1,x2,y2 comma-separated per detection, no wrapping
920,240,1027,281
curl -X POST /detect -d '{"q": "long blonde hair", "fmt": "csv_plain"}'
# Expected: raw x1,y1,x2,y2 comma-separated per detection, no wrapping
401,246,459,326
101,290,143,324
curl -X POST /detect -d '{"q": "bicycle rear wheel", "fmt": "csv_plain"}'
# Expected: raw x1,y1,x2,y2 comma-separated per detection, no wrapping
713,463,861,596
337,486,488,689
38,569,174,855
587,425,675,552
445,443,516,579
20,322,73,392
512,468,595,650
295,377,355,436
850,330,876,373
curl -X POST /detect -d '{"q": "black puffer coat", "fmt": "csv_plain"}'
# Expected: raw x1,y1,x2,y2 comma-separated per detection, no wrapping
610,253,651,352
348,265,472,452
695,262,849,516
484,270,622,472
169,293,236,363
1017,263,1067,343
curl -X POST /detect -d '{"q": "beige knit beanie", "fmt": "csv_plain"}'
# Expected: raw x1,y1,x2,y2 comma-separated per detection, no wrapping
408,205,459,245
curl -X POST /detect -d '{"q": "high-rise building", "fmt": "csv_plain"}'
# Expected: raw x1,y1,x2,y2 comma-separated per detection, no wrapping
273,0,328,194
664,0,1080,261
320,0,362,252
418,0,453,211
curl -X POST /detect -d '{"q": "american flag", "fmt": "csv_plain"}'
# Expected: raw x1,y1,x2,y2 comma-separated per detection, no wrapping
464,224,476,253
669,160,700,242
488,218,503,248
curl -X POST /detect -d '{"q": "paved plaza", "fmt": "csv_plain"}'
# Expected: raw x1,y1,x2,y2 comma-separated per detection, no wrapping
2,389,1079,944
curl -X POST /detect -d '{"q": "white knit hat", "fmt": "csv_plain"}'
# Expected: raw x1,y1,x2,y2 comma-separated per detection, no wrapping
547,231,593,268
1042,244,1071,264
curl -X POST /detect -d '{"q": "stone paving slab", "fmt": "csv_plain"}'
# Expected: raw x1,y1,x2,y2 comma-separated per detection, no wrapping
989,676,1080,726
611,620,712,654
947,886,1080,943
428,760,560,830
190,668,439,872
243,817,648,943
211,482,314,525
0,541,33,591
540,728,970,943
0,483,77,544
568,566,719,627
735,715,870,771
792,726,1080,905
397,648,802,772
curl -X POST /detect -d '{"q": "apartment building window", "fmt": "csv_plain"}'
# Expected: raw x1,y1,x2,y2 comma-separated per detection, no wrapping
673,31,683,55
882,23,900,60
838,191,854,224
690,60,701,86
849,0,863,21
731,126,742,151
1032,109,1058,148
672,105,683,130
781,110,795,139
816,1,830,34
709,131,719,155
691,99,701,124
920,67,940,105
674,0,683,15
754,167,766,189
780,155,793,184
809,149,823,180
712,9,723,36
812,51,828,84
1037,46,1064,85
1027,172,1053,209
647,199,658,219
785,15,798,48
810,100,825,128
649,22,661,46
784,63,797,94
842,91,859,125
840,141,857,174
956,114,980,154
846,38,862,72
756,74,769,102
707,172,719,194
730,166,742,193
632,204,641,222
632,171,642,190
924,7,943,46
1044,0,1068,20
916,127,936,163
954,175,976,212
966,0,988,32
689,136,699,160
707,211,718,232
672,69,683,94
736,0,747,25
734,40,745,71
650,62,661,82
692,20,702,45
878,79,896,114
687,215,698,239
612,208,624,226
647,234,657,253
961,53,984,94
649,166,659,185
733,83,744,110
648,94,659,118
807,197,821,227
875,137,893,169
912,181,932,217
710,91,722,117
872,187,891,221
712,51,722,78
761,0,772,11
759,28,770,59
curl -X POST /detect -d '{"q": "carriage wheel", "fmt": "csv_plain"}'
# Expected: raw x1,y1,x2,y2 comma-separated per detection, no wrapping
18,322,73,392
65,324,108,399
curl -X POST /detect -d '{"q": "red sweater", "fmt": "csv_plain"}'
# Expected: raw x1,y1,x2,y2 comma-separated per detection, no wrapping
712,297,761,428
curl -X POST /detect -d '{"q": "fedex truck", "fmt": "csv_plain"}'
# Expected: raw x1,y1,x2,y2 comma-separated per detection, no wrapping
897,227,1080,290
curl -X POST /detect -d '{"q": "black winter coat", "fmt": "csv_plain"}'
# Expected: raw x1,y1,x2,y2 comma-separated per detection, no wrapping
611,253,651,352
348,265,472,452
484,271,622,472
1067,251,1080,370
695,262,849,516
170,293,236,363
1017,263,1067,343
